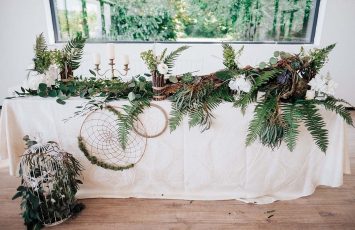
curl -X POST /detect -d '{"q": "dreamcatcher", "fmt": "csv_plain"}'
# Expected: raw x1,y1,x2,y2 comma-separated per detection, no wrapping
78,103,168,171
79,106,147,170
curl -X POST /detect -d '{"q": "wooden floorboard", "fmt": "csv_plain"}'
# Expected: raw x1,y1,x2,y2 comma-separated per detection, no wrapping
1,112,354,229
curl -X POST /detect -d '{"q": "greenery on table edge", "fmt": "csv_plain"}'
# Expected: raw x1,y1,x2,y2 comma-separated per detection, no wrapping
11,44,354,154
12,136,84,230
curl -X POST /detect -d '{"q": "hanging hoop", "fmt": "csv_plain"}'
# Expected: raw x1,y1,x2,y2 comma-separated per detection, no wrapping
133,103,168,138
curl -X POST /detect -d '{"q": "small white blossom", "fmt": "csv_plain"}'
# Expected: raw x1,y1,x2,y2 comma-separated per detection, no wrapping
157,63,169,75
228,75,252,93
51,198,56,203
308,73,337,97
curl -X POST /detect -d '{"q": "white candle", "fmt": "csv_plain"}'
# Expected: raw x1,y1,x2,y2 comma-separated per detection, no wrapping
93,53,101,65
123,55,129,65
107,43,115,60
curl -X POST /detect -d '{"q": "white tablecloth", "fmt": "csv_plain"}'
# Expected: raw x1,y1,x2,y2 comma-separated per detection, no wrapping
0,97,351,204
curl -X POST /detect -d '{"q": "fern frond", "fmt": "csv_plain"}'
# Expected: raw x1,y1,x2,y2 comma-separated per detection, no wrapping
34,33,47,56
234,70,280,113
313,97,353,126
246,95,277,146
309,44,336,73
298,101,329,152
253,69,281,88
163,45,189,73
222,43,238,70
234,90,258,114
169,104,186,132
108,98,150,150
281,103,301,151
63,32,86,70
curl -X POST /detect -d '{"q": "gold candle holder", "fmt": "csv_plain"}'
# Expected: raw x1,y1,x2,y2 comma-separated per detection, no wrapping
94,59,130,80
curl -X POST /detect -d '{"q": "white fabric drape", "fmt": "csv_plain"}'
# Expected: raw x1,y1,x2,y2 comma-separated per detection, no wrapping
0,97,350,204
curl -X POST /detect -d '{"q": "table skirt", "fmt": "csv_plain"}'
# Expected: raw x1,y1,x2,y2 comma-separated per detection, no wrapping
0,97,351,204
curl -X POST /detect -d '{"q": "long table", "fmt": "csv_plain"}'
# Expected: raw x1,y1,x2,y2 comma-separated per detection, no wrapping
0,97,351,204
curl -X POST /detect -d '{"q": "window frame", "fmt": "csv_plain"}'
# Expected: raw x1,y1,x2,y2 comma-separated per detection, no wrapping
48,0,321,45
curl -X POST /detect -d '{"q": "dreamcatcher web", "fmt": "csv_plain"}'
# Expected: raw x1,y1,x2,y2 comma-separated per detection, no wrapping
80,107,147,167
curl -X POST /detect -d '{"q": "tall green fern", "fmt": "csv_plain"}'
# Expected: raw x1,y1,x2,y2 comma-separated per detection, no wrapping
282,103,301,151
163,45,190,74
62,32,86,70
298,101,329,152
246,95,278,146
313,97,353,126
34,33,47,57
107,98,150,150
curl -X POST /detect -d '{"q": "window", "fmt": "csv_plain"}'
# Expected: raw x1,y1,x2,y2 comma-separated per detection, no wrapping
50,0,320,43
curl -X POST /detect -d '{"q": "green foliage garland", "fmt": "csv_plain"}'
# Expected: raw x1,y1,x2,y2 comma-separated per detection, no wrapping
12,37,354,154
78,136,134,171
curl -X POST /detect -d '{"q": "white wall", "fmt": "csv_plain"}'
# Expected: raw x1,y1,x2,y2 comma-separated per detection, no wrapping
1,0,355,105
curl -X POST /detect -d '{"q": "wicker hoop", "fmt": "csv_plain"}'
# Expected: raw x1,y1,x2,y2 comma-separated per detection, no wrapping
133,103,168,138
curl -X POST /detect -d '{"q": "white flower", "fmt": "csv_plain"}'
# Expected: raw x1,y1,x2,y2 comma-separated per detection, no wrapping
44,64,59,86
43,74,56,87
26,72,45,90
326,80,338,96
308,73,337,97
51,198,56,203
157,63,169,75
228,75,252,93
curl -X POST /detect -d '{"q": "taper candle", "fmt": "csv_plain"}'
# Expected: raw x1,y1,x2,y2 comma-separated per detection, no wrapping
93,53,101,65
108,43,115,60
123,55,129,65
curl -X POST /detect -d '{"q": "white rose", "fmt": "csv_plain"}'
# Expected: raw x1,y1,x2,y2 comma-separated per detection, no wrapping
228,75,252,93
157,63,168,75
308,74,337,97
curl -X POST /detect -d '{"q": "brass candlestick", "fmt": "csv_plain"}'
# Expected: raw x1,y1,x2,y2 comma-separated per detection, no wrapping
94,59,130,80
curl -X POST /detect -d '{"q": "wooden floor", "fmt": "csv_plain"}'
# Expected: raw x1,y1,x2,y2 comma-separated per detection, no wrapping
1,113,354,230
